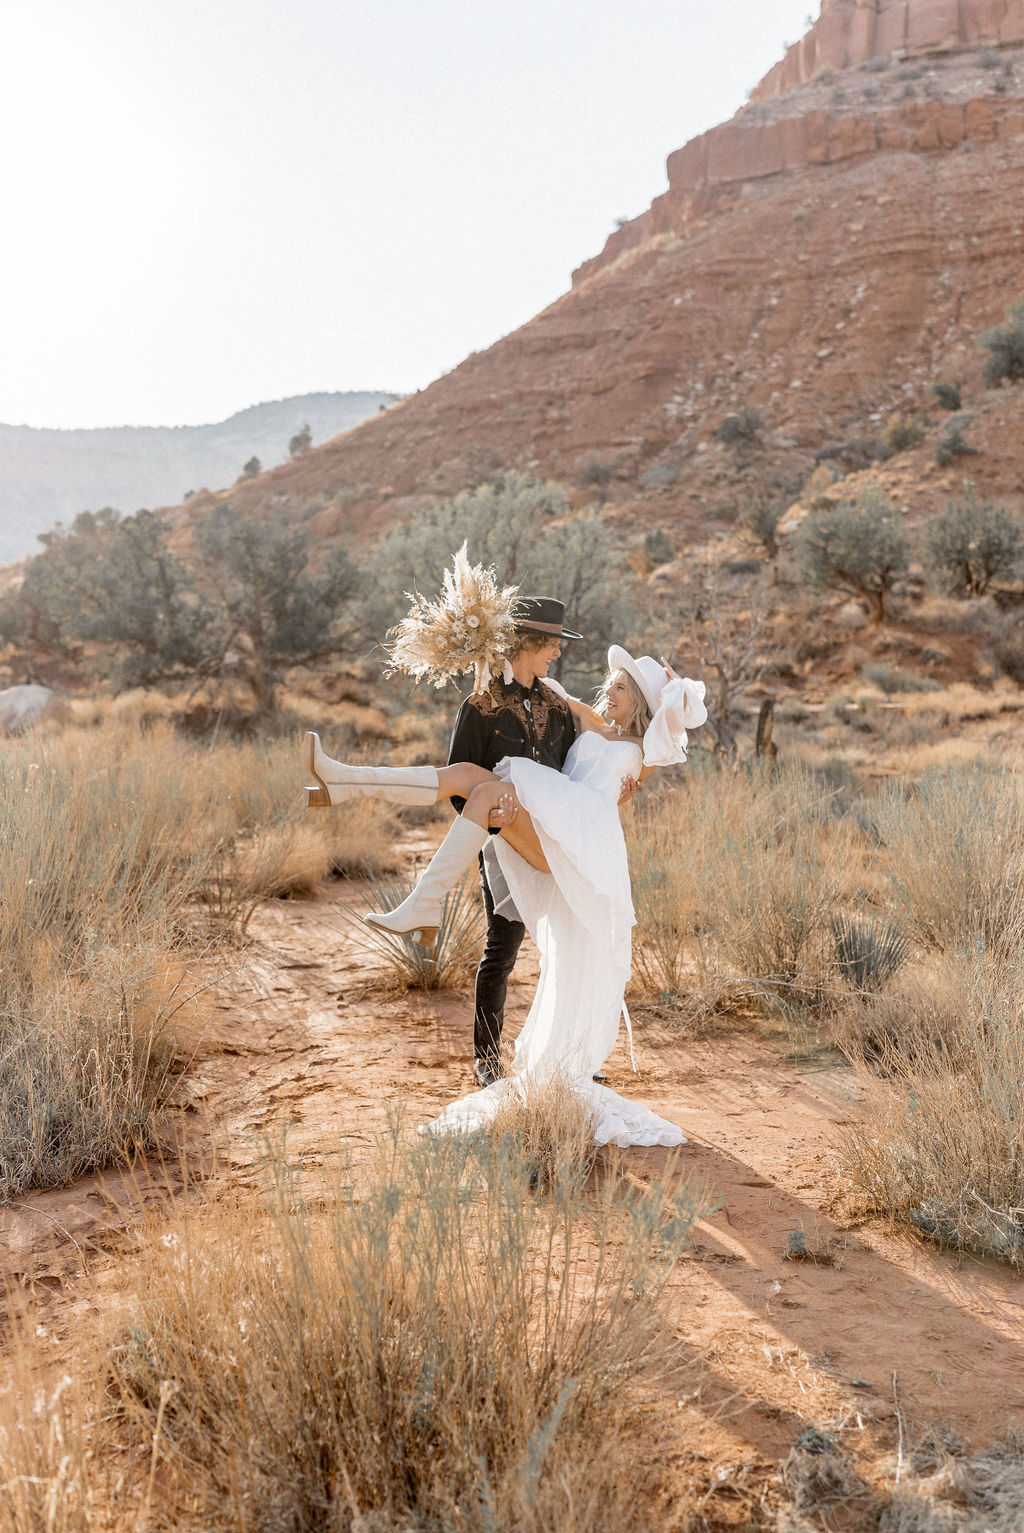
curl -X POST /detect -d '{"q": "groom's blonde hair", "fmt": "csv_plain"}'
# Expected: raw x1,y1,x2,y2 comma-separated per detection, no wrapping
596,668,651,738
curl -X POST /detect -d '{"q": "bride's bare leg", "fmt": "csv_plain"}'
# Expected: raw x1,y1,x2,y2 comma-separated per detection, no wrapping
462,781,550,874
435,762,497,800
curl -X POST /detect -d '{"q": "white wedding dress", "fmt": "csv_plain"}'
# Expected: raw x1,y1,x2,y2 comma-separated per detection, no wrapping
421,729,687,1148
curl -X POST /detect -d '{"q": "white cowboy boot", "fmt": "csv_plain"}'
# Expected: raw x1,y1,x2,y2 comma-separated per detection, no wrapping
365,817,489,953
303,732,439,808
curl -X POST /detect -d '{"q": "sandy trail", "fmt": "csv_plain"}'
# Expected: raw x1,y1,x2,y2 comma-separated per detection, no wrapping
3,874,1023,1507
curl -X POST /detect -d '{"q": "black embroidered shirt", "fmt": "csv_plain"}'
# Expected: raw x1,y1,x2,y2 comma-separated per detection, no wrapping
447,675,577,811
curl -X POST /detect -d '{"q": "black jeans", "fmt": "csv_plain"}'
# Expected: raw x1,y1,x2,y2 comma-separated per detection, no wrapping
473,856,525,1064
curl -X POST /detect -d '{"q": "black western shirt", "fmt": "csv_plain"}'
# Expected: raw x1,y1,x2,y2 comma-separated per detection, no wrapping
447,675,578,813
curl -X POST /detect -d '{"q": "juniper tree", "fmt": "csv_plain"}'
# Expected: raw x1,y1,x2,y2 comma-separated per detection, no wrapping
362,473,636,691
795,486,909,622
920,487,1024,597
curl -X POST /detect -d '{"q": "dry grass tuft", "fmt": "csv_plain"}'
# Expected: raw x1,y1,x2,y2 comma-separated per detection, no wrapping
781,1438,871,1517
488,1073,605,1190
0,1314,96,1533
838,956,1024,1261
321,795,404,878
99,1120,709,1531
343,867,486,990
628,757,1024,1265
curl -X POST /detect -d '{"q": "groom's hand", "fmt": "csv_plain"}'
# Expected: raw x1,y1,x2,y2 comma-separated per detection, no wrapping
488,792,518,828
617,775,638,806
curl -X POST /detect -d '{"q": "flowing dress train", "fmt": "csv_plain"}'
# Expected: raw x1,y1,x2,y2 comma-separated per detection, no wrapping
420,730,686,1148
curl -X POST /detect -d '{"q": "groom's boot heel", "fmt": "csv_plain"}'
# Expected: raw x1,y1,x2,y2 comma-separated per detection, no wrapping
305,783,332,808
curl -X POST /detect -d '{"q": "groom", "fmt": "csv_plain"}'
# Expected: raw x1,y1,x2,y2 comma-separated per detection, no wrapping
447,596,583,1088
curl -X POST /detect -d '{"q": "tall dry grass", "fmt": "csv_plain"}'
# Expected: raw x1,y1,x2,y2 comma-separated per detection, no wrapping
0,1114,709,1532
111,1123,706,1530
838,956,1024,1262
629,764,857,1010
0,1321,97,1533
629,759,1024,1263
0,717,399,1197
872,766,1024,952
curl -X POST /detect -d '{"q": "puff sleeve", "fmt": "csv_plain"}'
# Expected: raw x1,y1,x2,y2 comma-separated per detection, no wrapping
642,678,708,768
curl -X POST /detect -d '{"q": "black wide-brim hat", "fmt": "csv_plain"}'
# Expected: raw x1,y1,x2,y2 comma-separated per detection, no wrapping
511,597,584,641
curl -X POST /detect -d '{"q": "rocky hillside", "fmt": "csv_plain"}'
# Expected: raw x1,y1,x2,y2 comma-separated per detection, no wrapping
162,1,1024,569
0,391,398,565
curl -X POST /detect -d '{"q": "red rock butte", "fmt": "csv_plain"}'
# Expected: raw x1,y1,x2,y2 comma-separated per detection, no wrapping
182,0,1024,551
761,0,1024,95
576,0,1024,285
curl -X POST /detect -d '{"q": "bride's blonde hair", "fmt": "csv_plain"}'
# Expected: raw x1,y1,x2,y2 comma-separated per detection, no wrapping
596,668,651,737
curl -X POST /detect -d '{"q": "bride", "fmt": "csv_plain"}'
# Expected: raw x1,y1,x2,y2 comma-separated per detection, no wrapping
303,635,707,1149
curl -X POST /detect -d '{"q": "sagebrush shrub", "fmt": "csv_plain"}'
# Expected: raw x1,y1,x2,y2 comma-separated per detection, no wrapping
109,1123,708,1530
738,489,785,560
642,526,674,565
925,379,962,411
714,407,763,446
977,297,1024,387
859,662,939,695
985,612,1024,684
933,415,978,466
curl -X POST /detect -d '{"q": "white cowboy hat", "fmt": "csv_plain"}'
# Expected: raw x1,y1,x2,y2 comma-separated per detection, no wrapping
606,646,670,716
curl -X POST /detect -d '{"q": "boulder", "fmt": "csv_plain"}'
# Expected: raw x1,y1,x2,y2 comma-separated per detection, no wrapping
0,684,58,734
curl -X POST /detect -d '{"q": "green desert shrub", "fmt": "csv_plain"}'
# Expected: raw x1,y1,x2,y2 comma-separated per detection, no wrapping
362,473,637,695
977,296,1024,387
925,379,962,411
985,611,1024,685
933,414,979,466
714,407,763,447
642,526,674,565
919,486,1024,596
830,912,910,992
859,662,940,695
795,486,910,621
738,488,785,560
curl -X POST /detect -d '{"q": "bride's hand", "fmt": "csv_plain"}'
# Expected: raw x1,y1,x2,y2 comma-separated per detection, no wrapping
659,655,681,681
617,775,638,807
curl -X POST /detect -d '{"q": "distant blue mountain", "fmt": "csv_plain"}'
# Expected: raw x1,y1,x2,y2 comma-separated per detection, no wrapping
0,391,398,565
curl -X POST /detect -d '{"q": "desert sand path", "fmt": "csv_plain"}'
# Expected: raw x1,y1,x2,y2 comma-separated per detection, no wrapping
4,876,1024,1506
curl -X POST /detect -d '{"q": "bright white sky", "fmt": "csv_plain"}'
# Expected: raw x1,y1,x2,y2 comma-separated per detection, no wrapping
0,1,816,429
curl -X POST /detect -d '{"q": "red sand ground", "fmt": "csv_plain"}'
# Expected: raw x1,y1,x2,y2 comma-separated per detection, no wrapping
3,872,1023,1520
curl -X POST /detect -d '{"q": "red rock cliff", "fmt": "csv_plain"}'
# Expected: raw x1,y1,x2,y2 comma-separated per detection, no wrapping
574,6,1024,288
756,0,1024,101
